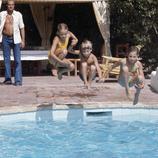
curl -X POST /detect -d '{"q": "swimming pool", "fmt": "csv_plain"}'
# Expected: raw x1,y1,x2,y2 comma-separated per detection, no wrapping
0,108,158,158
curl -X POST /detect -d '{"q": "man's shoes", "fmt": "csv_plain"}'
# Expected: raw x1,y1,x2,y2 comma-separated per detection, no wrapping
14,82,22,86
2,80,22,86
3,80,12,85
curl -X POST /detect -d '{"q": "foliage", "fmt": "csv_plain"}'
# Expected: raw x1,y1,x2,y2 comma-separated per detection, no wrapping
109,0,158,74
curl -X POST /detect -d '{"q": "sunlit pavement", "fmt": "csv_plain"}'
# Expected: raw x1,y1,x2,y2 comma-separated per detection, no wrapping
0,76,157,114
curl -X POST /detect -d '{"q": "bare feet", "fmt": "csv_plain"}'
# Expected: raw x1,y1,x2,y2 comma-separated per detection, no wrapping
126,89,132,101
125,88,132,101
135,83,144,89
86,85,91,89
96,78,105,83
84,82,91,89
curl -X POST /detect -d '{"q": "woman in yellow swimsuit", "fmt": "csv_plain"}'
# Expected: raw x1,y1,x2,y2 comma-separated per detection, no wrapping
48,23,78,79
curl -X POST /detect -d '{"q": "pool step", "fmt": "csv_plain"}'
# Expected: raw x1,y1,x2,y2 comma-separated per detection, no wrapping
86,111,112,117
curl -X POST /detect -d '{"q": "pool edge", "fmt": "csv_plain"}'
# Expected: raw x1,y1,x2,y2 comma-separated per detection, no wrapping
0,101,158,115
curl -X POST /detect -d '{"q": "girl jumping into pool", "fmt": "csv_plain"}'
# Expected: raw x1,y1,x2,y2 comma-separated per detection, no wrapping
109,45,145,105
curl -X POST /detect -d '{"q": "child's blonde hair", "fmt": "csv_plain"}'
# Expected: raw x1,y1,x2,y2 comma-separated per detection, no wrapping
80,39,93,48
56,23,68,35
128,45,142,56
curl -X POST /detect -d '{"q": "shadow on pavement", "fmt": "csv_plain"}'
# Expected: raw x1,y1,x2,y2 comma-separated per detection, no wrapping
148,84,158,94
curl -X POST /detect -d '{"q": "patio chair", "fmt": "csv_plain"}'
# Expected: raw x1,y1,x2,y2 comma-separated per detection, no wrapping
100,56,122,79
67,58,80,76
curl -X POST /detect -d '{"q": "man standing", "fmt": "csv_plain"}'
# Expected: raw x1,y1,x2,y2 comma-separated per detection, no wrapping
0,0,25,86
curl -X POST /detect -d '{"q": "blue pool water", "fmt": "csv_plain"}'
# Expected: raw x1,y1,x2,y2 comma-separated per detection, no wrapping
0,108,158,158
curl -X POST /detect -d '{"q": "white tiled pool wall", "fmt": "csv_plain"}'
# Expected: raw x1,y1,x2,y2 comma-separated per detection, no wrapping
0,108,158,124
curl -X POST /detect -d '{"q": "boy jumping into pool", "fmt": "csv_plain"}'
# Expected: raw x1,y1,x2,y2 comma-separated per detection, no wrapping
68,39,104,89
109,45,145,105
48,23,78,80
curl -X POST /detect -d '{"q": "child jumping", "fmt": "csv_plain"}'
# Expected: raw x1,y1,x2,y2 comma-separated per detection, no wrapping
110,45,145,104
68,39,104,89
48,23,78,80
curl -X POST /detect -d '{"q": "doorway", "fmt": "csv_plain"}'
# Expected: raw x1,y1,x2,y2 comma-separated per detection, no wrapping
52,3,104,58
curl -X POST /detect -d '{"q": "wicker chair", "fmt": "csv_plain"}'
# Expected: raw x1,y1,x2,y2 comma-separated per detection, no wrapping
100,56,122,79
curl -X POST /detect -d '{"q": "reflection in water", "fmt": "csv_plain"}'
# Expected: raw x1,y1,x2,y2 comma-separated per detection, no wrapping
67,109,84,122
36,104,53,123
36,104,114,123
35,104,84,123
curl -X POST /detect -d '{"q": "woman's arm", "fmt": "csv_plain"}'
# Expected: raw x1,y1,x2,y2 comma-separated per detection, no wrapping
69,31,78,46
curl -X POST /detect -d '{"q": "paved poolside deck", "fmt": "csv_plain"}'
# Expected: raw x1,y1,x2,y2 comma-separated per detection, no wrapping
0,76,157,114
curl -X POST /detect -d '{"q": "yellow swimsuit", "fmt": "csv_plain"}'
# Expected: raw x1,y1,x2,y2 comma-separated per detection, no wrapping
128,63,140,85
128,64,144,88
56,36,69,52
48,36,69,66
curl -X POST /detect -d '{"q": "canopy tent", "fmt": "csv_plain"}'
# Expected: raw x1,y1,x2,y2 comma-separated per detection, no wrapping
0,0,111,56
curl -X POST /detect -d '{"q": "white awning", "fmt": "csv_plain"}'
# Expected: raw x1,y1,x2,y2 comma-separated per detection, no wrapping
0,50,48,61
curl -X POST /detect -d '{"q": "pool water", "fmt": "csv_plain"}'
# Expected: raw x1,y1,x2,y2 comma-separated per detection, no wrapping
0,109,158,158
